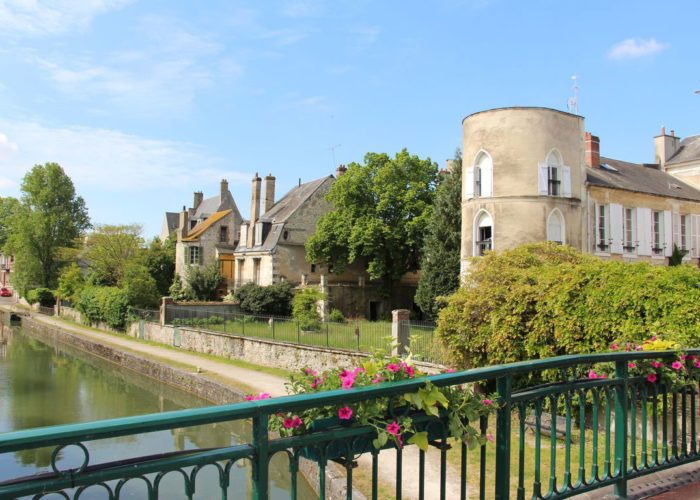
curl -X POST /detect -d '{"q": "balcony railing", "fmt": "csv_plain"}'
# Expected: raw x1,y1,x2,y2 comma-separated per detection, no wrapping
1,350,699,499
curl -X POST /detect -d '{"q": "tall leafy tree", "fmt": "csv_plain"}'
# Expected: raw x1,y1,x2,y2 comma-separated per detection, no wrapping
143,235,176,296
79,224,144,286
415,150,463,318
6,163,90,292
306,149,437,290
0,196,21,249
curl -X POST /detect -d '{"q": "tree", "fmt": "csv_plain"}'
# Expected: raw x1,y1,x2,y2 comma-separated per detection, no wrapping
183,260,222,301
233,282,295,316
5,163,90,292
57,263,85,303
143,235,176,297
79,224,143,286
306,149,437,290
415,150,463,318
122,264,160,309
292,287,325,331
0,196,20,249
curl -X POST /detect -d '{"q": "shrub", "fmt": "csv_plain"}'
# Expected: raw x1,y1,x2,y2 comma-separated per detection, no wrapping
26,287,55,307
183,261,222,301
57,264,85,303
122,264,160,309
329,308,346,323
292,287,325,332
436,242,700,381
233,282,294,316
76,286,130,331
208,315,224,325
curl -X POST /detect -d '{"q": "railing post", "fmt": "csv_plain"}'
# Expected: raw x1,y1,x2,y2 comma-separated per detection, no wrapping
252,413,269,499
614,359,628,498
495,375,512,500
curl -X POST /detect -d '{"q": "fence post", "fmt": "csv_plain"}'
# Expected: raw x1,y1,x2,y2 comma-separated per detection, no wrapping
495,375,512,500
161,297,174,326
251,413,270,500
241,315,245,336
391,309,410,356
614,359,628,498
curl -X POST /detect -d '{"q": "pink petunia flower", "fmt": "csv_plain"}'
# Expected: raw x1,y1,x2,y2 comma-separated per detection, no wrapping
341,377,355,389
245,395,255,401
386,363,400,372
628,363,636,369
681,354,687,361
405,365,415,377
311,377,325,389
483,399,493,405
599,374,606,379
652,360,663,368
635,346,643,351
672,361,683,370
695,360,700,369
610,344,618,350
372,376,382,384
292,416,303,428
283,418,294,428
650,336,657,341
386,421,401,435
487,431,494,443
445,368,455,373
338,406,353,420
588,370,598,379
255,392,271,400
352,366,366,375
647,373,658,383
339,369,352,379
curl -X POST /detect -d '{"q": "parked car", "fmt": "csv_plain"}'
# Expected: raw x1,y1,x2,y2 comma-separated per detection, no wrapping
0,287,12,297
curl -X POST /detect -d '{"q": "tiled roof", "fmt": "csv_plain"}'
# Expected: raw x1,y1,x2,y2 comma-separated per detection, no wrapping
258,176,332,223
182,209,231,242
587,157,700,202
192,195,222,219
667,135,700,164
164,212,179,232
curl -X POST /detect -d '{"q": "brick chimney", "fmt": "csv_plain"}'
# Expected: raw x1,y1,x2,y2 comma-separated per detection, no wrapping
653,126,681,171
585,132,600,168
193,191,203,210
335,164,347,177
263,173,275,214
248,173,261,248
220,179,229,201
177,206,188,242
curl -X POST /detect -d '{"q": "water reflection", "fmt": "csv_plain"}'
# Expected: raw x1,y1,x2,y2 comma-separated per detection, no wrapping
0,326,316,499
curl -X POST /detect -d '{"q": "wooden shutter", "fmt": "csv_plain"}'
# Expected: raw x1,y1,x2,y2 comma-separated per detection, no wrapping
464,167,474,199
692,214,700,257
609,203,623,254
538,163,548,195
637,208,651,256
663,210,673,256
562,165,571,198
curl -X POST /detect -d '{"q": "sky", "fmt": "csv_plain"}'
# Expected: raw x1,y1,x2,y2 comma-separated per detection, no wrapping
1,0,699,239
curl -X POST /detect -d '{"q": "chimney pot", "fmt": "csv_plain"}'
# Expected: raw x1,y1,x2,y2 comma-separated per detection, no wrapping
248,174,262,248
263,173,276,213
671,130,675,137
662,126,666,135
335,164,347,177
585,132,600,168
220,179,229,201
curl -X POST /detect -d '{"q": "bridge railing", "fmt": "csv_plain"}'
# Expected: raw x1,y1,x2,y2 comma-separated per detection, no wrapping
1,350,699,499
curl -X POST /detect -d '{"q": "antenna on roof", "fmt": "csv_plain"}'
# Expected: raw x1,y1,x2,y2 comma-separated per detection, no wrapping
568,75,579,114
326,144,341,170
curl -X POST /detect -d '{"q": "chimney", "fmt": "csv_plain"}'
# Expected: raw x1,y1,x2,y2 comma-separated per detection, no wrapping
335,164,347,177
177,206,188,242
445,159,456,173
654,126,681,170
263,173,275,214
220,179,228,201
248,172,262,248
585,132,600,168
193,191,203,210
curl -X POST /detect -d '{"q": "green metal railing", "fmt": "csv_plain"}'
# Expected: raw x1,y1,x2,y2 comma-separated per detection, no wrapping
1,350,699,499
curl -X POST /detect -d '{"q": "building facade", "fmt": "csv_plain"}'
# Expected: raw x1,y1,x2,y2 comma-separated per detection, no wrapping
460,107,700,271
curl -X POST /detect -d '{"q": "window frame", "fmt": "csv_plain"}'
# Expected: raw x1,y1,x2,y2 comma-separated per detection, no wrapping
473,210,493,256
596,204,610,252
623,207,637,254
651,210,664,256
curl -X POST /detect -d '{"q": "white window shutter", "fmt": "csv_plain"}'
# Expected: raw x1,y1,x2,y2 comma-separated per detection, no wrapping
464,167,474,200
693,214,700,257
538,163,548,195
672,213,680,247
481,162,493,197
609,203,623,254
562,165,572,198
637,208,651,256
663,210,673,256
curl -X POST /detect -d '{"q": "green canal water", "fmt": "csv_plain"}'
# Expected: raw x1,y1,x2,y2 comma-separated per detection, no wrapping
0,324,317,499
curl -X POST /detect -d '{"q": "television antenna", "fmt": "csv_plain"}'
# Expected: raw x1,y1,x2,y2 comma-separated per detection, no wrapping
326,144,341,168
568,75,579,114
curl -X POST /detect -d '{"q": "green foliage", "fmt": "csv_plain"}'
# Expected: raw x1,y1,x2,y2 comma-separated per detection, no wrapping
328,308,346,323
415,149,463,318
168,275,192,301
183,260,222,301
26,287,55,307
233,282,295,316
77,224,143,286
144,235,176,296
436,243,700,380
306,149,437,289
292,287,325,332
5,163,90,291
76,286,130,331
668,244,685,266
57,264,85,303
0,196,21,249
122,264,160,309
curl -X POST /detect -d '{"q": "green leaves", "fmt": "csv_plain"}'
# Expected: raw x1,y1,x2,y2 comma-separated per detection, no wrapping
407,431,428,451
372,430,388,449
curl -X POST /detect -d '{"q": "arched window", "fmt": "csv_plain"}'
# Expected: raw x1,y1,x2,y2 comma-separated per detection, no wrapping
538,149,571,197
547,209,565,244
473,151,493,198
474,210,493,256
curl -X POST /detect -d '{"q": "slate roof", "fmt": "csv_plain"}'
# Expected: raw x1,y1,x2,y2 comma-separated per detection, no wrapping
258,176,332,223
587,156,700,202
667,135,700,164
182,210,232,242
164,212,179,233
192,195,222,219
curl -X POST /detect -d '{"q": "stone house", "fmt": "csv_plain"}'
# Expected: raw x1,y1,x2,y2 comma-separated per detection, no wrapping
460,107,700,270
173,179,244,290
0,252,13,287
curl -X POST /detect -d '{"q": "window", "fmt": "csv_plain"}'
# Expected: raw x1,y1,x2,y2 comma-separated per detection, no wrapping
310,264,316,273
220,225,228,243
474,211,493,256
539,150,571,197
548,165,560,196
189,246,200,265
652,211,664,255
623,208,636,253
546,209,564,244
474,166,482,197
471,151,492,198
596,204,609,251
680,214,690,253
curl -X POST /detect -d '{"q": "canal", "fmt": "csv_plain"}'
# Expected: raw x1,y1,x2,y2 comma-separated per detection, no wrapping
0,323,317,499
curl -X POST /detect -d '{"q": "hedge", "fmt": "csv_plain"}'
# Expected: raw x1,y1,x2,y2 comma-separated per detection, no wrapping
76,286,130,331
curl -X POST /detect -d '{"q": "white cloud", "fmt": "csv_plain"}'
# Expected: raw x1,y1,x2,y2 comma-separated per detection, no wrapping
607,38,669,60
0,0,132,37
0,177,17,190
0,133,19,160
0,120,249,192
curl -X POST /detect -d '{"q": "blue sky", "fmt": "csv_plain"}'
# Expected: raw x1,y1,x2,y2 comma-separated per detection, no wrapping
1,0,698,239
